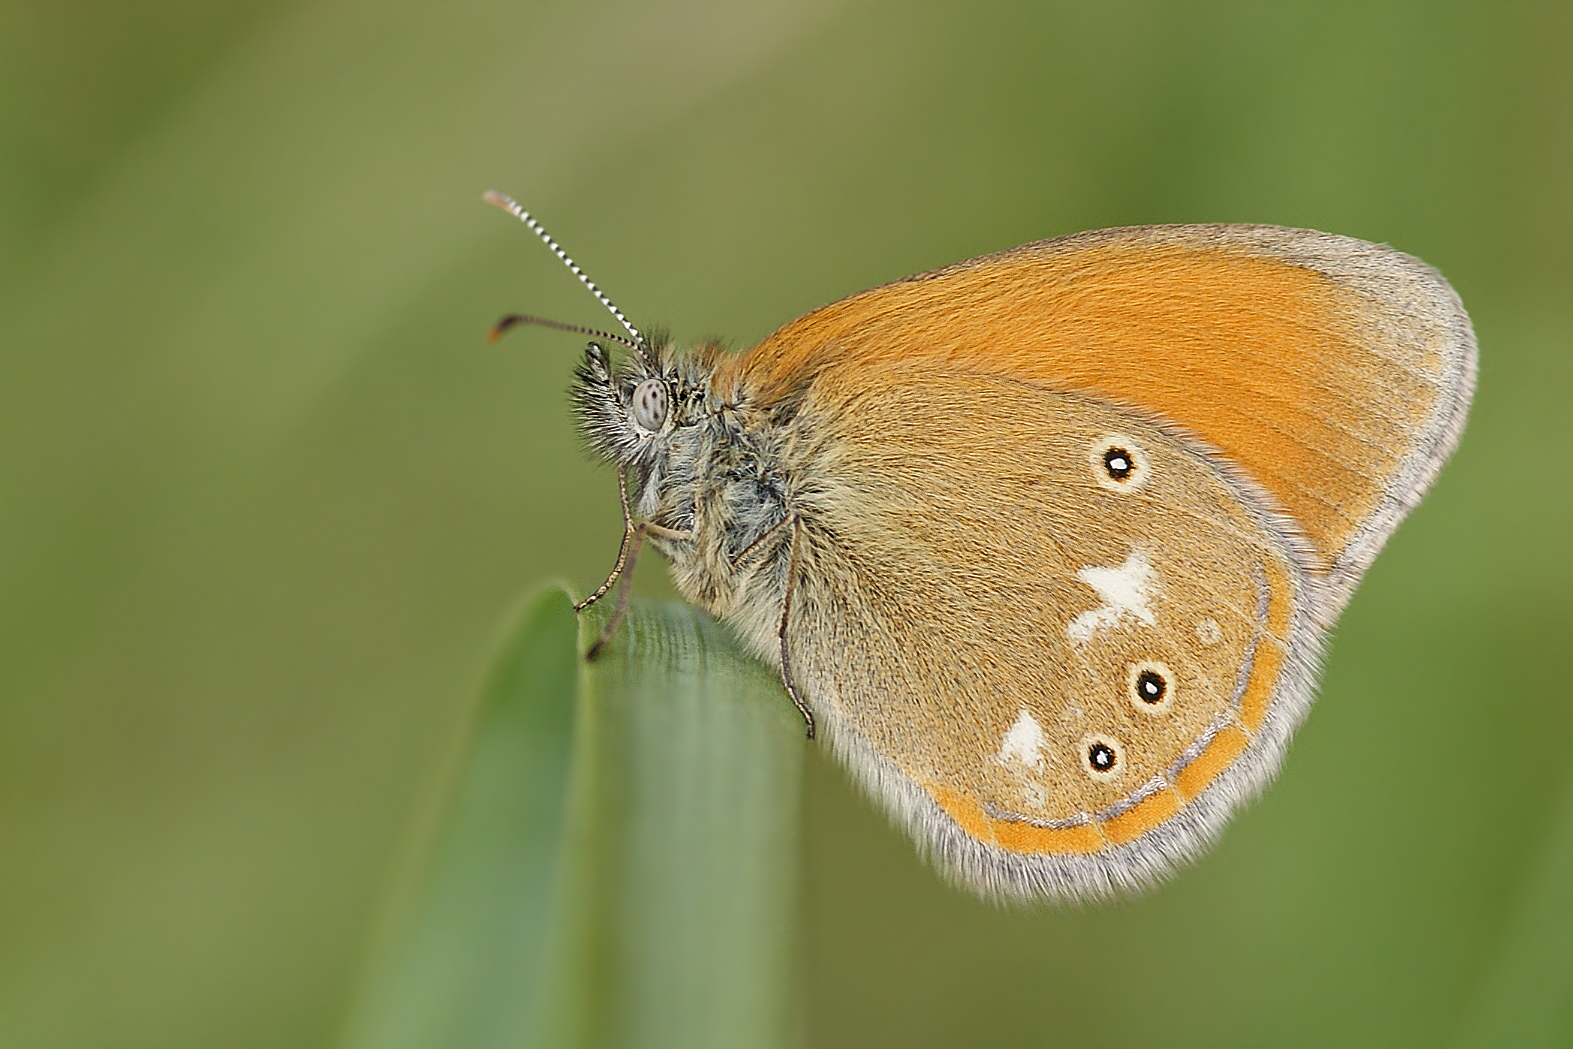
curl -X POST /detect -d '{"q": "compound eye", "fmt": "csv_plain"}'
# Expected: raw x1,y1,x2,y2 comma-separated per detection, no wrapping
631,378,669,431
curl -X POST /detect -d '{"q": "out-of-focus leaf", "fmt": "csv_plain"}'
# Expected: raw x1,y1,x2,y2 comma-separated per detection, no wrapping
339,585,803,1049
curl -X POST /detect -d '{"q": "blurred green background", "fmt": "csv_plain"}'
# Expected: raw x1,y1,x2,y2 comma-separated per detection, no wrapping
3,1,1571,1046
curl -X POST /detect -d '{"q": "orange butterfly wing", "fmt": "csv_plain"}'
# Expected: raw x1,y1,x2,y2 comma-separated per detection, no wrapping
721,225,1476,619
705,225,1473,900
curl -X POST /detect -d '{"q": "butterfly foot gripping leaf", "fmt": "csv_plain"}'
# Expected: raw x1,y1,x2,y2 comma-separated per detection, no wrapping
489,196,1476,902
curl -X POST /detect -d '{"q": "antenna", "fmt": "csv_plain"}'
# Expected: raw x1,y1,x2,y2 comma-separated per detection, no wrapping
487,313,641,350
483,192,653,366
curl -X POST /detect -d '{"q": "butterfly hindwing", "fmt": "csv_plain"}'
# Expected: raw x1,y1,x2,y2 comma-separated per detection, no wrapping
775,367,1317,899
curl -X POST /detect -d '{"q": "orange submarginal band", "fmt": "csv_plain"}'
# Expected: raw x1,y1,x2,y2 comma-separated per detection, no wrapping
1173,726,1250,801
1099,787,1181,845
929,786,1104,856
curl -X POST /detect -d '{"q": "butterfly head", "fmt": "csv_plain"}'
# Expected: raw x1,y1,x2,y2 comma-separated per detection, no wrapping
571,336,728,473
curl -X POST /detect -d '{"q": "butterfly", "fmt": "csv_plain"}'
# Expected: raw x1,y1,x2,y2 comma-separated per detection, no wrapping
488,193,1476,901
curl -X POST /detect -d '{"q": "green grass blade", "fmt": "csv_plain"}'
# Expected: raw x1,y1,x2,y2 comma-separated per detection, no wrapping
338,586,803,1049
338,586,580,1049
572,598,806,1049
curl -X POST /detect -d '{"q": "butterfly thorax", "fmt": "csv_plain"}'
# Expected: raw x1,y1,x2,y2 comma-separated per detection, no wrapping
572,338,806,656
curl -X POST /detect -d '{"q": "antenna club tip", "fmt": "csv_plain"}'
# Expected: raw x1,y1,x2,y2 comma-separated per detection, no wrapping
487,314,523,342
482,190,517,211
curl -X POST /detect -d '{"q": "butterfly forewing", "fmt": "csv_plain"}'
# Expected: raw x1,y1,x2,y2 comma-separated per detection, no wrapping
720,225,1475,621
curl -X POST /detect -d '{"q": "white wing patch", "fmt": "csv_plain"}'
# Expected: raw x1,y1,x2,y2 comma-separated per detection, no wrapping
996,708,1046,770
1067,549,1159,644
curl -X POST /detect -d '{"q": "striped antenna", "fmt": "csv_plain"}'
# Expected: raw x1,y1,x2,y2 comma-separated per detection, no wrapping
483,192,650,363
487,313,641,350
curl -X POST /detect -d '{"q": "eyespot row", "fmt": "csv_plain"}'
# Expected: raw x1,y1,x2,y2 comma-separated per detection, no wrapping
1085,660,1175,780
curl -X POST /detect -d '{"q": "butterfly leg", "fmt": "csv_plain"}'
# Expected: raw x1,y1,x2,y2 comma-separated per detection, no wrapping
575,466,635,614
729,514,792,569
583,520,646,661
580,469,695,660
778,516,816,739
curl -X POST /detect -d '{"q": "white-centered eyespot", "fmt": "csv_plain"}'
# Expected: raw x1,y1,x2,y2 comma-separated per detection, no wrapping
631,377,669,432
1088,433,1151,491
1128,660,1175,715
1082,734,1126,781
